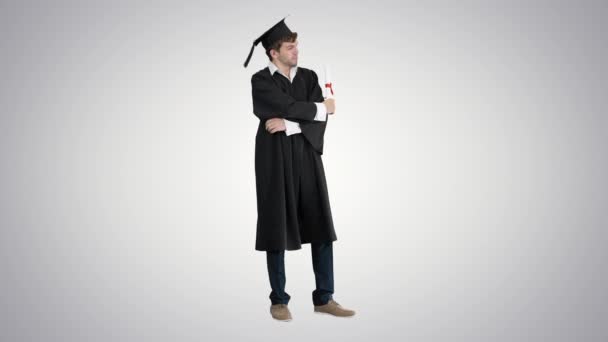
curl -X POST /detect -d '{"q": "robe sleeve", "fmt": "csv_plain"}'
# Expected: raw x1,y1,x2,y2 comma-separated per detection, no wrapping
299,69,329,155
251,72,319,122
308,69,325,103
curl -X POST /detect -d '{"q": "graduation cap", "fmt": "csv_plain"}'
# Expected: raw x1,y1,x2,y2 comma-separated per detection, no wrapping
243,15,294,68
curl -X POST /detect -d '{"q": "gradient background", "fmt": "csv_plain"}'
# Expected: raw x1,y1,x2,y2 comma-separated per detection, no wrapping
1,1,607,341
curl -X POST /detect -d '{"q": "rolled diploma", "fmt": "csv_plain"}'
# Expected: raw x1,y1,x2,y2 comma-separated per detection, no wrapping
324,64,334,99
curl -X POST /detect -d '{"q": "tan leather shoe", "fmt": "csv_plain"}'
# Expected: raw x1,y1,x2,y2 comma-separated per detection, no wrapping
270,303,292,321
314,299,356,317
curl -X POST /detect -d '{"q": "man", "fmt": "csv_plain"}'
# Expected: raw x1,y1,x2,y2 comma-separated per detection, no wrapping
244,16,356,321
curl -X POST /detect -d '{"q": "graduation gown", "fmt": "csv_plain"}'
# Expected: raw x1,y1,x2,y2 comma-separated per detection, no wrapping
251,66,337,251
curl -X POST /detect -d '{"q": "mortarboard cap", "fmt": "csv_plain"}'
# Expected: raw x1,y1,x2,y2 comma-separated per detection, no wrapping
244,15,294,68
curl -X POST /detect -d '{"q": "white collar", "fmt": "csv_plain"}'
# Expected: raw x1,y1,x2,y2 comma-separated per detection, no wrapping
268,61,298,83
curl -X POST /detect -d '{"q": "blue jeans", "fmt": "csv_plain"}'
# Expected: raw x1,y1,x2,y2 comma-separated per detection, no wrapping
266,241,334,306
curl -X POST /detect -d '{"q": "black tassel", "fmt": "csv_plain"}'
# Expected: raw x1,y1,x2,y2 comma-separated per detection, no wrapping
244,43,256,68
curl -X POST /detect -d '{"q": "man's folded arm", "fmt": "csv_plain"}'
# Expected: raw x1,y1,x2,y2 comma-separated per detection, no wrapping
283,102,327,125
252,73,325,122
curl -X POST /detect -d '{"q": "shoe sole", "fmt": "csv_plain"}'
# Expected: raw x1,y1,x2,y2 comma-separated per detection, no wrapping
272,317,292,322
313,311,356,318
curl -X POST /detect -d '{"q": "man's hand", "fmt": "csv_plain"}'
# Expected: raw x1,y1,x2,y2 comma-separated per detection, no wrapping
265,118,286,134
324,98,336,114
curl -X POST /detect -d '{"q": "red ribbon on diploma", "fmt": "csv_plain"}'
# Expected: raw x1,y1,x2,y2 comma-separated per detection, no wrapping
325,82,334,95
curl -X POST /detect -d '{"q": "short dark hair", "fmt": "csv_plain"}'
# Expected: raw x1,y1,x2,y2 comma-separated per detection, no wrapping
265,32,298,61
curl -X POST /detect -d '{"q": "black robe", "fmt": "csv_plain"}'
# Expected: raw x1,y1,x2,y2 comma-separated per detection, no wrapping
251,66,337,251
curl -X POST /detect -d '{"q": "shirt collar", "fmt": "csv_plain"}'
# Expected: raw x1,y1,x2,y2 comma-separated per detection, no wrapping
268,61,298,83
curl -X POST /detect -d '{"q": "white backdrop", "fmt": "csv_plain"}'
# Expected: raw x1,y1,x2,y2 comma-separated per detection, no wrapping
1,1,607,341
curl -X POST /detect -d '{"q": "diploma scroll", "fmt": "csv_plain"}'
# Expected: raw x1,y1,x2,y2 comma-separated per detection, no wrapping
323,64,334,100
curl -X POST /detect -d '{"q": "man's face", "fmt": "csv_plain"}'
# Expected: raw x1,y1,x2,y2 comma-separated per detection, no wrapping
274,40,298,67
